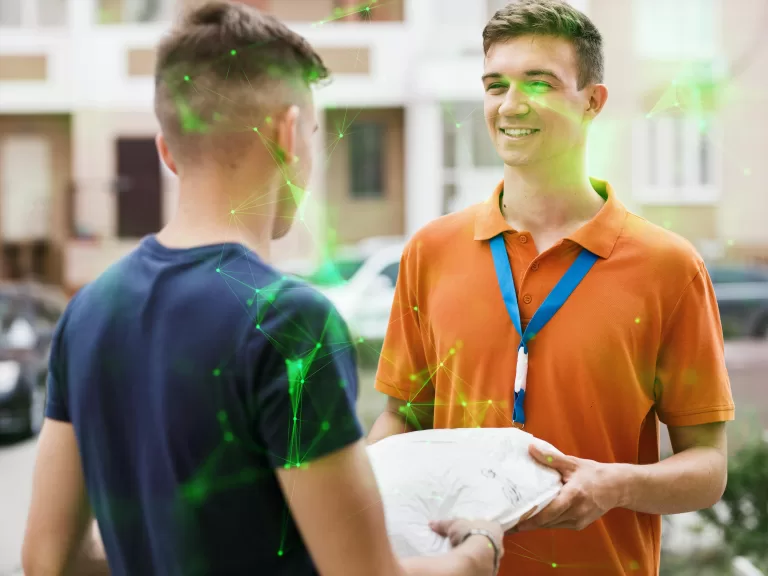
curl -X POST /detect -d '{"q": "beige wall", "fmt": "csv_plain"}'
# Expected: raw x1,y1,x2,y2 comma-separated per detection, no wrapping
325,108,405,245
592,0,768,261
71,109,177,240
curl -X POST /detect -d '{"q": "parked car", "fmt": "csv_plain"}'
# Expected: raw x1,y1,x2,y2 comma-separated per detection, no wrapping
0,282,67,437
298,238,405,343
708,263,768,339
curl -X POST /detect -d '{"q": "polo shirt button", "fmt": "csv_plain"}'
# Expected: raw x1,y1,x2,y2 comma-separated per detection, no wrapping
523,294,533,304
531,262,539,271
519,235,528,244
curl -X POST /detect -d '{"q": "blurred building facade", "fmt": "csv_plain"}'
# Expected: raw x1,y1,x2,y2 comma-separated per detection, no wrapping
0,0,766,293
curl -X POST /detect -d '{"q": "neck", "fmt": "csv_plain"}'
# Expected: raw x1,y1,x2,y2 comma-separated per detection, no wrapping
501,149,604,234
156,168,278,262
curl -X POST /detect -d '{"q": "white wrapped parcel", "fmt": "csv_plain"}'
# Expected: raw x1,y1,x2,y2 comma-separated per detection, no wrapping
366,427,564,557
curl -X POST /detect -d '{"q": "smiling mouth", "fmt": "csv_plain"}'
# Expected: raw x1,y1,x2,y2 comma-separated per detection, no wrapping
500,128,540,139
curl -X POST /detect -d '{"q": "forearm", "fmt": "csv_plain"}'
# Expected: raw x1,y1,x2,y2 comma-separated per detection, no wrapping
616,447,727,515
367,408,417,444
401,536,494,576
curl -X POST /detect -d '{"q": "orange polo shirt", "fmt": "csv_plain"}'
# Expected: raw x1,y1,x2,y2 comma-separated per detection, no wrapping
374,178,735,576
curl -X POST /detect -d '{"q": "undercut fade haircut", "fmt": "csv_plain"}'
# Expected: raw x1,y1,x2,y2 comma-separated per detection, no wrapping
483,0,603,89
154,1,328,162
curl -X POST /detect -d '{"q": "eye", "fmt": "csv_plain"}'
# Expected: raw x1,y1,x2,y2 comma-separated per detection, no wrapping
486,82,508,93
525,81,552,94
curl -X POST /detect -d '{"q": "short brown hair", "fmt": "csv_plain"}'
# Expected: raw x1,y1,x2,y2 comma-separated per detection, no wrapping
154,1,328,162
483,0,603,89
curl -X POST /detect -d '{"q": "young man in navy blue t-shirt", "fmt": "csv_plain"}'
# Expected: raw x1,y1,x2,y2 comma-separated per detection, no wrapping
22,3,504,575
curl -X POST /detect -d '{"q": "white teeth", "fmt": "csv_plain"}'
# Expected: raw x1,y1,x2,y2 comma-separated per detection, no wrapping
503,128,535,137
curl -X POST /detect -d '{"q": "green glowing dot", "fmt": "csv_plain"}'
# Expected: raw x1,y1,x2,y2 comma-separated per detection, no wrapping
212,368,221,376
217,410,227,421
635,317,641,324
315,342,321,349
365,6,370,10
246,299,253,307
339,133,344,138
358,337,364,343
547,456,554,463
256,324,261,330
552,563,558,568
255,289,260,293
253,127,258,132
230,209,235,214
455,123,461,128
184,75,190,82
293,416,297,421
744,168,752,176
440,362,444,367
413,306,418,311
321,421,330,431
300,379,305,384
215,268,221,273
449,348,456,355
339,380,347,388
283,463,290,469
230,49,236,56
406,402,411,407
409,374,416,381
286,180,291,186
266,116,272,124
224,432,234,442
461,401,467,407
488,399,492,404
278,550,284,557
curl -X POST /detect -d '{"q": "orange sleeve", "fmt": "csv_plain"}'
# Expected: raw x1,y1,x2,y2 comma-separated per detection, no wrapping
654,262,735,427
374,244,435,406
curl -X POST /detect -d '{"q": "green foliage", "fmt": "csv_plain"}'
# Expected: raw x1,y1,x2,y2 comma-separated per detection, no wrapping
699,439,768,573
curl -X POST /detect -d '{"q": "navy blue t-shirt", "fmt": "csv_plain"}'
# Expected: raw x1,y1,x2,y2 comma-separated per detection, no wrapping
45,236,363,575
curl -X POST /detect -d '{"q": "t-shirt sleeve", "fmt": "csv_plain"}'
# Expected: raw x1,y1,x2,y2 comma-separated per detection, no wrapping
254,287,363,470
45,308,70,422
654,262,735,427
374,245,435,405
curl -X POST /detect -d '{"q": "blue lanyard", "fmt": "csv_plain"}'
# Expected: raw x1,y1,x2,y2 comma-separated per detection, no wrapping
489,233,599,426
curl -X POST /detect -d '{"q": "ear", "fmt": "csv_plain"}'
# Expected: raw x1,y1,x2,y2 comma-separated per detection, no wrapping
273,105,300,166
585,84,609,118
156,133,178,175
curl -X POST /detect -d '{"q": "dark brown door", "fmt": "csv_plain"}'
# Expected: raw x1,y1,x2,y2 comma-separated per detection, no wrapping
116,138,162,238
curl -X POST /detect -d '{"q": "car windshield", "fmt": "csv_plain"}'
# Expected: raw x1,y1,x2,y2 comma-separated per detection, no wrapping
0,295,37,349
302,259,365,287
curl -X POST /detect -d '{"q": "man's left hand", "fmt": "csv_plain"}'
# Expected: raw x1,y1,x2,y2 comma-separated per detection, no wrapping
515,444,626,532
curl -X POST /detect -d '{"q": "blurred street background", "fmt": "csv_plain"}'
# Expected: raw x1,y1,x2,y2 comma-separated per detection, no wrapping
0,0,767,574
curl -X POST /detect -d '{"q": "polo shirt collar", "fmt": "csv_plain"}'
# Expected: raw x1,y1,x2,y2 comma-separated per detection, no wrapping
473,177,626,259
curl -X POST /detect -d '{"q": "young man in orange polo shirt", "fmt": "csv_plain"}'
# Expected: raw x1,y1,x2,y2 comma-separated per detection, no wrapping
369,1,735,574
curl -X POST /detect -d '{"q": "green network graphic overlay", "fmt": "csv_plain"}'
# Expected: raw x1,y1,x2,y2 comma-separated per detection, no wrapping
159,0,748,570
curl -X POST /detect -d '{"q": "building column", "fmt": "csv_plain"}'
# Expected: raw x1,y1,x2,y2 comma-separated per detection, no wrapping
404,102,443,237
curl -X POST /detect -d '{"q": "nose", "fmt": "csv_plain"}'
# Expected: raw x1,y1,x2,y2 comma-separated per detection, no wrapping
499,84,531,118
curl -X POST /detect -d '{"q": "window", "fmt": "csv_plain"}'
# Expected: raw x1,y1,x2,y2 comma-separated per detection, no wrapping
0,0,67,26
349,123,385,199
379,262,399,288
633,115,719,204
97,0,171,24
633,0,719,60
0,0,22,26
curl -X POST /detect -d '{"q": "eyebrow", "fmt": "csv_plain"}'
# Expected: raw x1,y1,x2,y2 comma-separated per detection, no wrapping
481,69,563,83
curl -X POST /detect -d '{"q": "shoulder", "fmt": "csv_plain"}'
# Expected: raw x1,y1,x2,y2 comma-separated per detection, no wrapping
621,212,707,286
264,278,350,339
402,204,480,264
